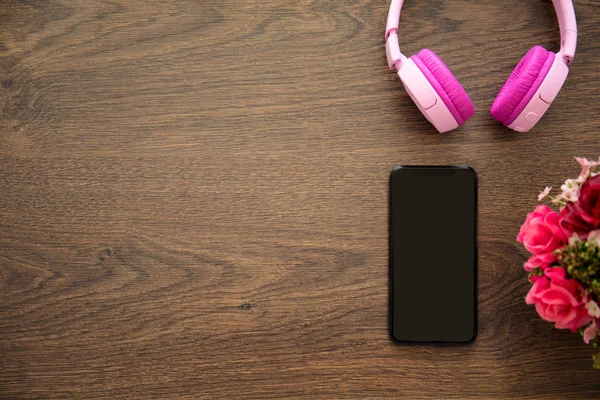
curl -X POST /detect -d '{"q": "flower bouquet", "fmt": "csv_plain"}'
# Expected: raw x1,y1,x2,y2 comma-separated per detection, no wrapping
518,157,600,368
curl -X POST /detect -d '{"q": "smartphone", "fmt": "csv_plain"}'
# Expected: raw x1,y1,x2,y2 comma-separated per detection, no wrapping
389,166,477,344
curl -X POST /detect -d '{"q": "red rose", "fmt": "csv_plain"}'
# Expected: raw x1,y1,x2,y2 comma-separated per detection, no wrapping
523,252,556,272
562,175,600,238
517,205,569,255
526,267,591,332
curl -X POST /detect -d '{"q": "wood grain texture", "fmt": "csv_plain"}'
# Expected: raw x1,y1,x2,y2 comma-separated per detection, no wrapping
1,0,600,398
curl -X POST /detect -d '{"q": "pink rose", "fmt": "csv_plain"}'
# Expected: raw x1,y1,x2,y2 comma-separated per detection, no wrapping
526,267,591,332
562,175,600,238
517,205,568,254
523,252,556,271
584,322,599,344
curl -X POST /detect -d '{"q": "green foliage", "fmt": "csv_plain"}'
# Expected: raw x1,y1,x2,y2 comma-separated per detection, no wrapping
528,268,545,281
556,241,600,297
594,352,600,370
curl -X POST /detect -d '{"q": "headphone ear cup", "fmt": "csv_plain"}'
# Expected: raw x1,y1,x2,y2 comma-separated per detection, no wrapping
490,46,555,127
410,49,475,126
397,58,459,133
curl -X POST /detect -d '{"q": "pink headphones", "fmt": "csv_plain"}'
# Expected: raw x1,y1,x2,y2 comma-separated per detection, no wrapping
385,0,577,133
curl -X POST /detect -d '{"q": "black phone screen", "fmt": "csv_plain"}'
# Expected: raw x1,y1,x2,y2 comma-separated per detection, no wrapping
389,166,477,344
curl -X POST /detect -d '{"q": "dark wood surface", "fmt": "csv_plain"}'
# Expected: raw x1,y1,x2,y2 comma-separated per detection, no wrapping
1,0,600,398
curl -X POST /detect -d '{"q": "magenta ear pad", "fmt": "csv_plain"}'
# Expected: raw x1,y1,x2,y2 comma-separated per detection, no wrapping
410,49,475,126
490,46,555,126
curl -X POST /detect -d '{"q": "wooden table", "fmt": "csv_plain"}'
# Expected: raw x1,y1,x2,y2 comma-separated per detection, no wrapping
2,1,600,398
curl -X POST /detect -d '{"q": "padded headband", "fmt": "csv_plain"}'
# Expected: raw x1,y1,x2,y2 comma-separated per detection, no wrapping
385,0,577,70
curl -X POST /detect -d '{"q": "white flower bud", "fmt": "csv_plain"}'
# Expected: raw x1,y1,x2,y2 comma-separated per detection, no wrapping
587,301,600,319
